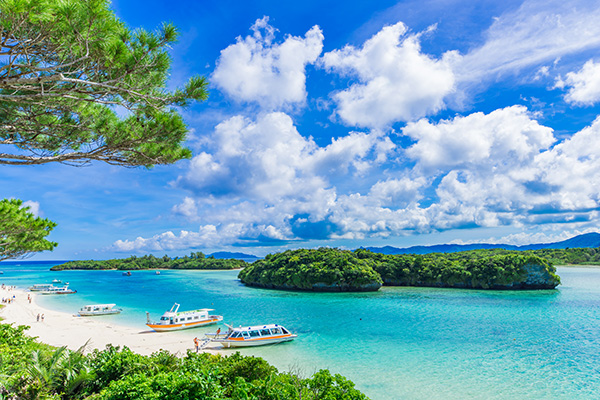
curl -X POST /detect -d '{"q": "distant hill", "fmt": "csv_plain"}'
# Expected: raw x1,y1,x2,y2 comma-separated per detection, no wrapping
363,232,600,255
208,251,259,260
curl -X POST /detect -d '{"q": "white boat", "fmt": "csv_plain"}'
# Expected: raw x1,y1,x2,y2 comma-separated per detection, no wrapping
78,304,122,316
52,279,62,283
146,303,223,332
28,284,56,291
39,285,77,295
206,324,297,348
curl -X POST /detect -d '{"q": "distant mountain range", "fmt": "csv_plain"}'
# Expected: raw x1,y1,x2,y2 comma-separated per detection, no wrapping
208,251,259,260
363,232,600,255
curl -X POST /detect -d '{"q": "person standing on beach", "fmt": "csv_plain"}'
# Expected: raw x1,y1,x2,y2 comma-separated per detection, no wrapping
194,337,199,352
36,314,40,322
41,314,44,322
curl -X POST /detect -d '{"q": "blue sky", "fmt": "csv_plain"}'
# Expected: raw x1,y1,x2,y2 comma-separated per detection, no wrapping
5,0,600,260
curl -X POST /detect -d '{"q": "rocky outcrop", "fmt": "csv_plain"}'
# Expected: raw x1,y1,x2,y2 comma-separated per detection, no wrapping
521,262,561,289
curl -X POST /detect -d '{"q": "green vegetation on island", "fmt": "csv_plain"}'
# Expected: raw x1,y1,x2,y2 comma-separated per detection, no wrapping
51,252,247,271
239,248,561,292
0,323,369,399
356,249,560,289
528,247,600,266
238,248,383,292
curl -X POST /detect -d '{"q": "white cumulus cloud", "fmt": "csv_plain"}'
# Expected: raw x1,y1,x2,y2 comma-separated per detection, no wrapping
115,112,397,251
212,17,323,109
403,105,555,172
114,104,600,251
534,115,600,211
178,112,393,202
320,22,456,128
556,60,600,106
171,197,199,221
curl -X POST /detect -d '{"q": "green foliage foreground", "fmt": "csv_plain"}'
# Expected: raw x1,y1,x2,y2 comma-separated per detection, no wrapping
239,248,561,291
0,323,369,400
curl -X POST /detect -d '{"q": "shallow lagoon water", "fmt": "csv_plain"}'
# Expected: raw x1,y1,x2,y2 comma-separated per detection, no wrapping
1,262,599,400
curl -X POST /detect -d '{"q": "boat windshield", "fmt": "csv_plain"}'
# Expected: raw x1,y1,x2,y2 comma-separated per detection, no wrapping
281,327,290,334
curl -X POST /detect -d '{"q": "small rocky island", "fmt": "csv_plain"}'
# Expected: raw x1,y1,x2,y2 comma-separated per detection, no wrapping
238,248,561,292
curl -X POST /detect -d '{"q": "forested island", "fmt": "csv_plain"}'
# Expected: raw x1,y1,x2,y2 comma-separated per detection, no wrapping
0,323,368,399
526,247,600,265
239,248,561,292
238,248,384,292
52,247,592,291
51,252,247,271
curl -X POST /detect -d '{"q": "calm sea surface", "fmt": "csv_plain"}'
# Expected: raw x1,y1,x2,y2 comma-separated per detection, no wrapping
1,262,599,400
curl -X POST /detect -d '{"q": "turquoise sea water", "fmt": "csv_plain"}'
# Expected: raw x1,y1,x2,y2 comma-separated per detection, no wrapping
1,262,599,400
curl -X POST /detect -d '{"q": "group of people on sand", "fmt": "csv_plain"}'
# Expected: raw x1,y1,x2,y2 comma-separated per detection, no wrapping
1,284,17,303
36,313,45,322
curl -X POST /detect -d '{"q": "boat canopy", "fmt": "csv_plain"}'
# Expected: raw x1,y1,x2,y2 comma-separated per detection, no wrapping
231,324,284,331
163,307,215,316
81,304,116,309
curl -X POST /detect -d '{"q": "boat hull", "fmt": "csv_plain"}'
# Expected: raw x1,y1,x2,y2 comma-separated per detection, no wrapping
40,290,77,295
215,334,297,348
147,316,222,332
79,310,121,316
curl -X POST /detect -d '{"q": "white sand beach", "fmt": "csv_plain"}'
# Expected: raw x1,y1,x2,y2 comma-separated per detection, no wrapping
0,287,223,356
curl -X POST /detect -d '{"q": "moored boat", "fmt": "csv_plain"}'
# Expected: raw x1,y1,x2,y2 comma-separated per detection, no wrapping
146,303,223,332
39,285,77,295
28,284,56,291
52,279,62,283
206,323,297,348
78,303,122,316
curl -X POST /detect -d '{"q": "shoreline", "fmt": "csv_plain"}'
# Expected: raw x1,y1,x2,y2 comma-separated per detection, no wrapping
0,287,223,356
